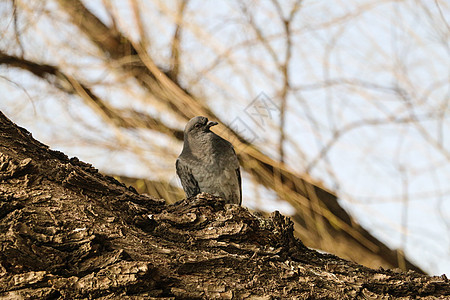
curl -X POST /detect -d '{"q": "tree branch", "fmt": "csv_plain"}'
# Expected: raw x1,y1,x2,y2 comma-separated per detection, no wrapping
0,51,184,139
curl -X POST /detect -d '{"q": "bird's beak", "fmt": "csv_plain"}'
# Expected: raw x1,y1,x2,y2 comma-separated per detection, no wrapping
207,121,218,128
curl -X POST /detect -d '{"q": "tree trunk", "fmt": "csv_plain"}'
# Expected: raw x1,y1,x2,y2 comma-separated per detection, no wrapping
0,110,448,299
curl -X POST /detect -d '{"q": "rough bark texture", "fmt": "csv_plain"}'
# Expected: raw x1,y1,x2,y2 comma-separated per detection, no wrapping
0,110,449,299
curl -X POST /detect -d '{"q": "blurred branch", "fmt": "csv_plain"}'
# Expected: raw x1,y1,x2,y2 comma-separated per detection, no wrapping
169,0,189,82
101,0,120,36
434,0,450,34
129,0,150,48
270,0,301,164
305,112,439,173
239,3,280,66
395,86,450,162
56,0,212,121
0,51,183,139
11,0,25,57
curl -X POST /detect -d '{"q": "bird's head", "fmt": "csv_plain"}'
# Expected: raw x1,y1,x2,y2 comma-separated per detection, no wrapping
184,116,218,137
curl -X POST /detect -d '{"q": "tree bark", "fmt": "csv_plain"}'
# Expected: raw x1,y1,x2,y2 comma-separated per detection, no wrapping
0,111,449,299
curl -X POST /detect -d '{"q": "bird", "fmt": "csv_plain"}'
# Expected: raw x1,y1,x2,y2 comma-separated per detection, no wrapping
176,116,242,205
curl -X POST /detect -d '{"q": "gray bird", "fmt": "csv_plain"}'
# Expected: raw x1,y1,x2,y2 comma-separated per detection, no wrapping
176,116,242,205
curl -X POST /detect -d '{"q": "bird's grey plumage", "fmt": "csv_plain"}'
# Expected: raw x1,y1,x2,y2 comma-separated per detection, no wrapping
176,116,242,205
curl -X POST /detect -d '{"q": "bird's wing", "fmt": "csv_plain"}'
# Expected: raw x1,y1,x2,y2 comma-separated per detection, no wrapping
236,167,242,205
230,147,242,205
176,158,200,198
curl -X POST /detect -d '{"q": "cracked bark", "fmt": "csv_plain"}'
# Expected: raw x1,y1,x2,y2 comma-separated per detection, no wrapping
0,112,449,299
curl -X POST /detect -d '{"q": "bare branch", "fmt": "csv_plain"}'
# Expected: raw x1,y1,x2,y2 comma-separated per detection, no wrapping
129,0,150,48
12,0,25,57
0,51,183,139
169,0,189,82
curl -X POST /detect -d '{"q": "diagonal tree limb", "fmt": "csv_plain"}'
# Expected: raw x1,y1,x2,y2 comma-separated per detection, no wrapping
0,51,184,140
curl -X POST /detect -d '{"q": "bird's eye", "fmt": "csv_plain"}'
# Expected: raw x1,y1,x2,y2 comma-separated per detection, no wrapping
194,123,202,128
